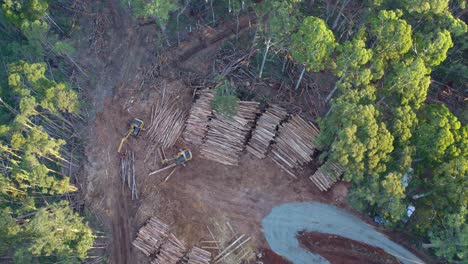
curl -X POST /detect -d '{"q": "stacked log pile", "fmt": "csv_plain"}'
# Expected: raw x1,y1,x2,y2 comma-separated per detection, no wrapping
132,217,170,256
309,160,345,191
147,97,188,149
247,105,288,159
152,234,187,264
183,90,214,145
186,247,212,264
134,217,211,264
120,151,137,200
269,115,320,178
200,101,260,166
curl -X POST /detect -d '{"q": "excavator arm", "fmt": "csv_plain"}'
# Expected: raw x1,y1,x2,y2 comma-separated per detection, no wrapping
117,118,144,153
118,129,133,153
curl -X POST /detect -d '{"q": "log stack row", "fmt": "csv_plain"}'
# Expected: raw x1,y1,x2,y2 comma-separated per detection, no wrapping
186,247,212,264
183,90,214,145
134,217,213,264
309,160,345,191
247,105,288,159
151,233,187,264
200,101,260,166
146,97,188,148
269,115,320,178
132,217,170,256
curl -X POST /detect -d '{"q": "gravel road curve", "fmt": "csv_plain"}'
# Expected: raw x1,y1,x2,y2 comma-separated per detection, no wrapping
261,202,425,264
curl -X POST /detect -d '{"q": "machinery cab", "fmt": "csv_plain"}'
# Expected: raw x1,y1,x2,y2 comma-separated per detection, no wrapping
175,150,192,165
132,118,144,136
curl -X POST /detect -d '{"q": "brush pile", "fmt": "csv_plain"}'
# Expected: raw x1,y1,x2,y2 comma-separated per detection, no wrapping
310,160,345,191
200,101,260,166
247,105,288,159
120,151,138,200
269,115,320,178
132,217,170,256
186,247,212,264
183,90,214,145
147,96,188,149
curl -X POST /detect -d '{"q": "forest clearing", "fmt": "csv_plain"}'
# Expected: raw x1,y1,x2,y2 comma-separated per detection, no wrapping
0,0,466,264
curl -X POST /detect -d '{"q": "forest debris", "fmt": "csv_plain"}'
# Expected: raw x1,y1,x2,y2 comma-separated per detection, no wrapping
200,101,260,166
309,160,345,191
183,89,214,145
146,94,188,149
186,247,212,264
269,115,320,178
247,105,288,159
206,220,254,264
119,151,138,200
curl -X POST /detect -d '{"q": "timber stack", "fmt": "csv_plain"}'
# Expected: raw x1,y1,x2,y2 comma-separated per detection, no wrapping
151,233,187,264
247,105,288,159
183,89,214,145
186,247,212,264
120,151,137,200
132,217,170,256
269,115,320,178
147,97,188,148
200,101,260,166
309,160,345,191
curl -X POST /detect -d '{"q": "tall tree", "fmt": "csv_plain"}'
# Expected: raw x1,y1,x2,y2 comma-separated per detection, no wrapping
291,16,336,89
369,10,412,79
15,201,94,263
254,0,303,78
291,16,336,72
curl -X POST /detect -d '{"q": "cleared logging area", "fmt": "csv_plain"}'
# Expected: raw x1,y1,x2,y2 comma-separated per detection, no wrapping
182,90,343,190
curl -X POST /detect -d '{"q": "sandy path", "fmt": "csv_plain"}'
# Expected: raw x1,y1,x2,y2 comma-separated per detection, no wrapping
262,202,425,264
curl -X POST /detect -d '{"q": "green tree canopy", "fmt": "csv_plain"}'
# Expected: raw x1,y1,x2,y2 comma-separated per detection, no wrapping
17,201,94,262
291,16,336,72
125,0,178,28
413,104,466,164
2,0,48,26
383,58,431,109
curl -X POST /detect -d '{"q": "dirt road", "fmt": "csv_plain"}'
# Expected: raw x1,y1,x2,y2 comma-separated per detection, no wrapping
261,202,424,264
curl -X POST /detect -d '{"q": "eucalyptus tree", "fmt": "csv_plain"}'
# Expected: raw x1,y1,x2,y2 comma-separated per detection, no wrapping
291,16,336,89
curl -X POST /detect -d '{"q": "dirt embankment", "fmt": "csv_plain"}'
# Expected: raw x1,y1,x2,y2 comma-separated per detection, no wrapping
257,248,292,264
298,231,401,264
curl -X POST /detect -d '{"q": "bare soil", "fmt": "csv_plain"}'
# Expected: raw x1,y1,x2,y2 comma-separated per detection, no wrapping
256,248,292,264
298,231,402,264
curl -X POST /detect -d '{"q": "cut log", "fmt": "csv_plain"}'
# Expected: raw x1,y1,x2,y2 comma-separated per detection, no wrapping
247,105,288,159
309,160,345,191
269,115,320,178
200,101,260,166
183,89,214,145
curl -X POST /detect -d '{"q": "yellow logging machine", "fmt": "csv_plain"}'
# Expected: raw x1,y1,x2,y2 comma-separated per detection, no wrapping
118,118,144,153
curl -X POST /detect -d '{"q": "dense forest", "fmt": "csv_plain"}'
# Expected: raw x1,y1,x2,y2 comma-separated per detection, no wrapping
0,0,93,262
0,0,466,263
